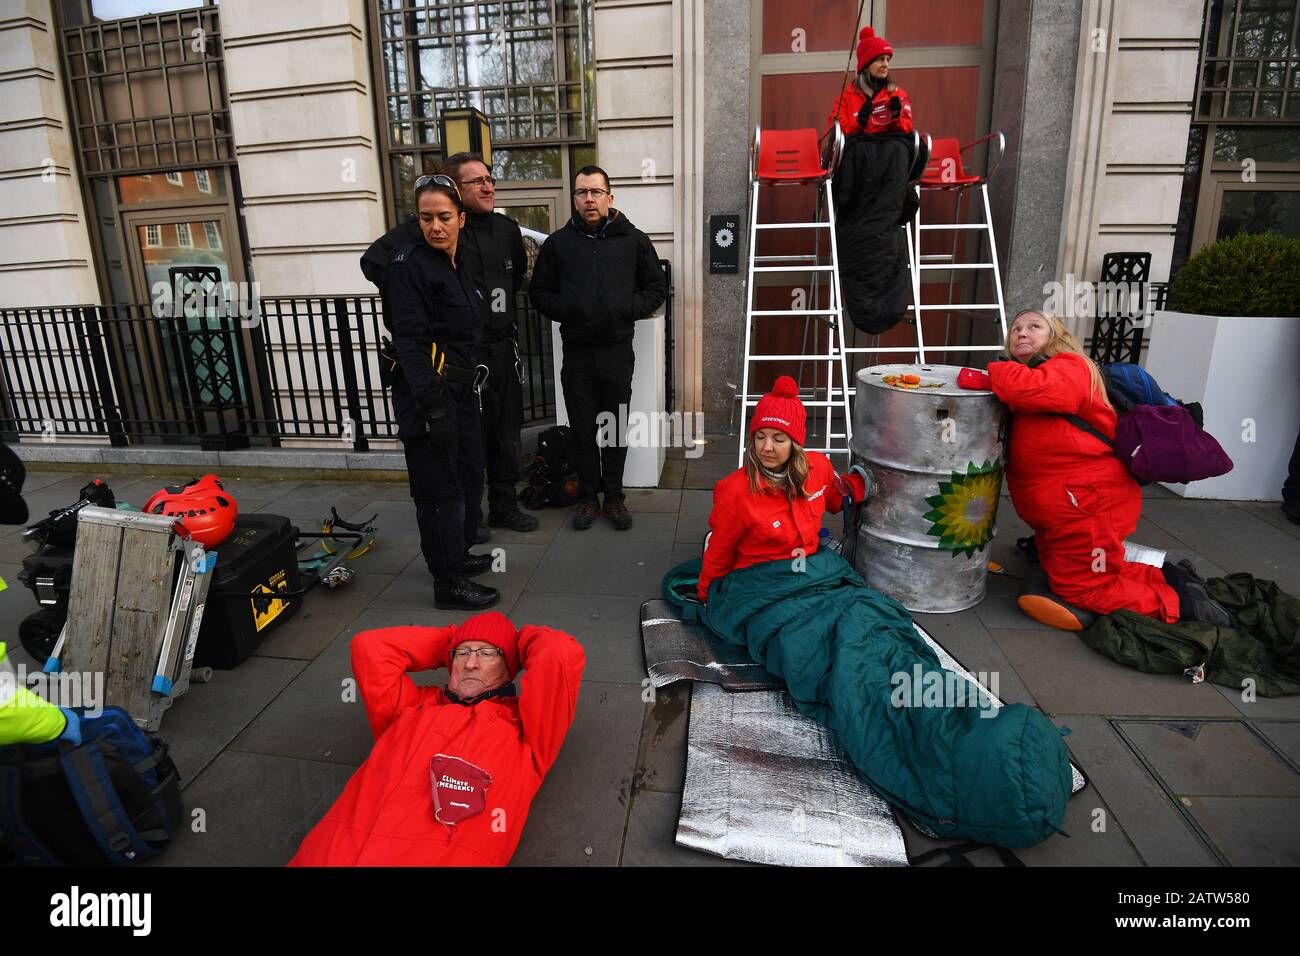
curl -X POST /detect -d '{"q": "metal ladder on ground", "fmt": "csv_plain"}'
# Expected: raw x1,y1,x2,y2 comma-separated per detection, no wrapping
734,124,852,467
908,132,1009,362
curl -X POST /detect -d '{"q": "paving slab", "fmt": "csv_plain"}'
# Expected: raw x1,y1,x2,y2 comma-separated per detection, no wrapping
509,590,646,685
972,570,1039,630
230,607,426,768
988,627,1242,718
1235,500,1300,541
155,751,353,867
657,456,686,490
257,479,409,529
370,542,545,612
1056,718,1216,866
1141,499,1300,593
683,447,735,490
161,656,307,785
633,680,691,796
254,570,396,662
1212,682,1300,720
622,790,753,866
509,679,646,866
621,488,683,514
334,499,422,575
1181,797,1300,866
528,525,675,597
1114,720,1300,797
676,489,713,545
1250,720,1300,769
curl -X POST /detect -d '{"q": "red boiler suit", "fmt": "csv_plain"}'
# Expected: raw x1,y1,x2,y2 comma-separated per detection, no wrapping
828,79,915,136
987,353,1179,623
288,624,585,866
698,451,853,602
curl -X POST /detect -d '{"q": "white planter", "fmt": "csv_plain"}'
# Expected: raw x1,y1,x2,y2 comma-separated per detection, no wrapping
552,314,666,488
1143,310,1300,501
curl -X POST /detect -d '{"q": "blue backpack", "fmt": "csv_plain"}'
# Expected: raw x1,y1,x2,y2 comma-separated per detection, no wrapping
1100,362,1178,413
0,706,183,865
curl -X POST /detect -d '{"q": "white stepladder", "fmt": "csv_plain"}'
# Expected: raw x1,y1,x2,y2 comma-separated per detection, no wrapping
43,506,216,731
734,123,853,467
908,131,1010,362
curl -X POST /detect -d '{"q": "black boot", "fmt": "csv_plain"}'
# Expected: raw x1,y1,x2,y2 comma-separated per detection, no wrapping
462,550,493,576
434,575,500,611
1162,561,1233,627
488,508,540,532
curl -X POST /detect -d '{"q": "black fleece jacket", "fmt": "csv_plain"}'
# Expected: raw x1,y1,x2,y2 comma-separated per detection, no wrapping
528,209,667,347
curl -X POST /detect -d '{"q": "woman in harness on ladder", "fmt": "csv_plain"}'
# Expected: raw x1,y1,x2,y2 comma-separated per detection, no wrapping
827,26,918,336
958,309,1233,630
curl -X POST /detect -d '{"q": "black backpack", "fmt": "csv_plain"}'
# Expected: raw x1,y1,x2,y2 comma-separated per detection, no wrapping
0,706,183,865
519,426,580,509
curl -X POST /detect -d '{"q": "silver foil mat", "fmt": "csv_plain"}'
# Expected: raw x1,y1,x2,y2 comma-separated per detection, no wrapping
645,599,1087,865
641,602,783,691
676,682,911,867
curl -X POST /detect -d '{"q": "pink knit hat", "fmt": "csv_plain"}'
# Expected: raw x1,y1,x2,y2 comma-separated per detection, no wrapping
750,375,806,447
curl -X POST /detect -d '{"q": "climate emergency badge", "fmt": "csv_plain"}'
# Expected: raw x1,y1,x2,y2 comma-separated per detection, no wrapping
429,754,493,825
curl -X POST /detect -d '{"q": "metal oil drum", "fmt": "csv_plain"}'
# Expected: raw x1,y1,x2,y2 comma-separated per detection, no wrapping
850,364,1005,613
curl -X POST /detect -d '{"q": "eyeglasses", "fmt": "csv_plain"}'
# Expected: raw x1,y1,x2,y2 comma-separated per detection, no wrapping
414,174,462,202
451,646,503,661
460,175,496,188
573,188,609,198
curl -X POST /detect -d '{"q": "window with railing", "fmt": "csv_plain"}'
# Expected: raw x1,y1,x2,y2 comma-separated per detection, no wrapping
57,0,232,175
370,0,596,221
1175,0,1300,267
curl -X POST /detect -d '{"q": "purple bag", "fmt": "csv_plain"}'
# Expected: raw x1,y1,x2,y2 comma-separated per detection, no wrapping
1113,404,1233,484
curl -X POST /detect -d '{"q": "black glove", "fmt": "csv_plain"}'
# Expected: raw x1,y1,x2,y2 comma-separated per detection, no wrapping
889,95,902,119
856,102,872,128
423,388,450,432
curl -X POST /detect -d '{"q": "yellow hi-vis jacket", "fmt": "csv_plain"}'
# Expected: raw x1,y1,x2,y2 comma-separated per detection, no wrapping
0,642,69,746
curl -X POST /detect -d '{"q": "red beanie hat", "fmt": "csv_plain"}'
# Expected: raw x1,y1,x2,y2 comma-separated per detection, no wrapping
448,610,520,679
856,27,893,74
750,375,806,447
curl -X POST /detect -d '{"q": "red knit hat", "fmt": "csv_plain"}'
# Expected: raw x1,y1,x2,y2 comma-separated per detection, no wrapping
448,610,520,679
856,27,894,74
750,375,806,447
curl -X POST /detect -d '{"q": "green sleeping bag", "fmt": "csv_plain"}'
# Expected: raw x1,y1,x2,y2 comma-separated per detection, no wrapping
662,551,1071,848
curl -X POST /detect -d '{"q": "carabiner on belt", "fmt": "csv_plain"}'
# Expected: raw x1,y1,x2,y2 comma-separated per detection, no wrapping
512,339,525,386
472,364,490,412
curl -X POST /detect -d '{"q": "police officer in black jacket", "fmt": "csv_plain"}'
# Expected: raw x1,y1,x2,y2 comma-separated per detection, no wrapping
529,165,668,531
444,152,539,536
381,175,498,610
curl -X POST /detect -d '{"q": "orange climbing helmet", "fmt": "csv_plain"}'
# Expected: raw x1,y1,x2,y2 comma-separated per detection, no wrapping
142,474,238,548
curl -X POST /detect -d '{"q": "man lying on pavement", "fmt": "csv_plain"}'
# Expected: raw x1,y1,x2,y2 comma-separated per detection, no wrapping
289,610,585,866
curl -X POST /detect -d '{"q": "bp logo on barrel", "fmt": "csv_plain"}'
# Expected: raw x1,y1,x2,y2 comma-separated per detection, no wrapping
922,460,1003,557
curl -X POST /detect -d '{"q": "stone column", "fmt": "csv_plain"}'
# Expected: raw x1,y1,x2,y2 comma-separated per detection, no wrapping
0,0,99,307
218,0,387,294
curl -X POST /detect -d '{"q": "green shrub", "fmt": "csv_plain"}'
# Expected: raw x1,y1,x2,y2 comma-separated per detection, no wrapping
1168,232,1300,317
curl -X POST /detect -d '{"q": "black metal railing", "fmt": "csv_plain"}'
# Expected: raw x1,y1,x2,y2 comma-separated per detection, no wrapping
0,265,676,450
0,292,560,450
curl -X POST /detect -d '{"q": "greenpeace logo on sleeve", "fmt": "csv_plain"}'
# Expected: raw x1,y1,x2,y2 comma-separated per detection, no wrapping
50,886,151,937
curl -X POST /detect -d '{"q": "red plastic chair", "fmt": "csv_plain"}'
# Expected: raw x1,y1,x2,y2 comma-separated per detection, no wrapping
920,137,981,188
754,127,830,183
